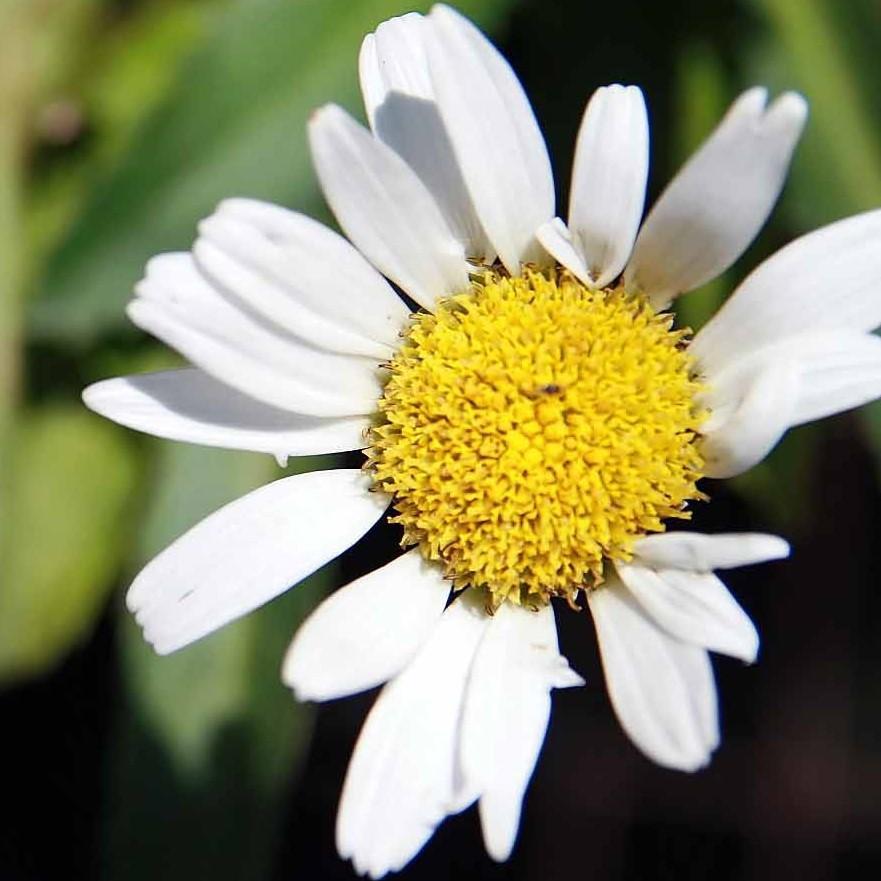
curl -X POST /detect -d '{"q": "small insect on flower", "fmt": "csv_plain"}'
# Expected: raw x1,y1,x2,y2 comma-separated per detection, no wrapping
83,4,881,878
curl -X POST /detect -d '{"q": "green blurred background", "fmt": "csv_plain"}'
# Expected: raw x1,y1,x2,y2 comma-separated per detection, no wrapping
3,0,881,878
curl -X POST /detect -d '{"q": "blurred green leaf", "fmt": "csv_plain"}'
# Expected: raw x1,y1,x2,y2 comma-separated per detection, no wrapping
0,406,138,683
106,443,331,880
751,0,881,222
25,0,223,277
30,0,513,346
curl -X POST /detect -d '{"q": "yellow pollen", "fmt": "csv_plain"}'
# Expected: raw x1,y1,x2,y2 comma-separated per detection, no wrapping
367,268,706,608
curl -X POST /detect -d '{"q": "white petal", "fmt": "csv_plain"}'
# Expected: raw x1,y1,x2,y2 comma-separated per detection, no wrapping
634,531,790,571
127,469,388,655
309,103,469,310
459,604,583,862
705,329,881,433
83,369,369,457
588,578,719,771
700,359,800,479
282,549,450,702
568,84,649,287
195,199,409,355
692,209,881,375
616,562,759,663
702,333,881,438
360,14,433,128
424,4,554,273
336,593,490,879
131,253,382,417
625,88,807,305
360,14,489,258
700,332,881,480
789,335,881,425
535,218,593,286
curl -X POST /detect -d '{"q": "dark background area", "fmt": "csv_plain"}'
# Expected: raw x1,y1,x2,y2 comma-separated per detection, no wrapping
3,0,881,878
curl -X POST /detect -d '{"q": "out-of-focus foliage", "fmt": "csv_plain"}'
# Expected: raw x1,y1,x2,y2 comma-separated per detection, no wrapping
0,406,136,683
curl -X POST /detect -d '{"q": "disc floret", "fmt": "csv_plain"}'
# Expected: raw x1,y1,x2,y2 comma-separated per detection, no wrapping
368,269,706,608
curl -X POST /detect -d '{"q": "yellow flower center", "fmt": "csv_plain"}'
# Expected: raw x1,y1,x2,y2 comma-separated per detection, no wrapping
367,268,706,608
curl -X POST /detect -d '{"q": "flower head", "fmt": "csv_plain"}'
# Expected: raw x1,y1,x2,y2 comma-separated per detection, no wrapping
84,4,881,877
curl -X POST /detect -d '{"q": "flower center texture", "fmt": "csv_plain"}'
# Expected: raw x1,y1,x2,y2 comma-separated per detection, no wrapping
367,268,707,608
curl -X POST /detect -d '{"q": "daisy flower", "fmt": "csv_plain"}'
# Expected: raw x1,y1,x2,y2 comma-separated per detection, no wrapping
83,4,881,877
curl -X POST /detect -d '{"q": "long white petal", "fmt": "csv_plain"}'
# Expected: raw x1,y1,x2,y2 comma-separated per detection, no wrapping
309,103,469,310
459,604,583,862
195,199,409,355
424,4,554,273
625,88,807,305
568,84,649,287
616,561,759,663
127,469,388,655
82,369,370,458
130,253,382,417
703,329,881,431
360,14,489,258
336,593,490,879
692,208,881,375
588,577,719,772
700,359,800,479
633,531,790,571
282,549,450,701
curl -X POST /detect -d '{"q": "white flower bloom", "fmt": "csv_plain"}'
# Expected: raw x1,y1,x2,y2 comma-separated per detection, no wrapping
82,4,881,877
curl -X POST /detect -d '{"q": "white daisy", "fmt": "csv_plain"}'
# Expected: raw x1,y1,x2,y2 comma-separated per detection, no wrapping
83,4,881,877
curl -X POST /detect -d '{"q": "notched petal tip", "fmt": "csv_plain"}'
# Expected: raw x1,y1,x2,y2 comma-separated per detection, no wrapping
733,86,807,137
770,90,808,124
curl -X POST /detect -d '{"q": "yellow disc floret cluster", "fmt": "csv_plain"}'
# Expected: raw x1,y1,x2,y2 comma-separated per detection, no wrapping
367,268,706,608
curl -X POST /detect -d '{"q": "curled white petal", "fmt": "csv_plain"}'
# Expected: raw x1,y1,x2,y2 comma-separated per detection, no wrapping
700,359,800,479
616,561,760,663
703,329,881,432
536,218,593,286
